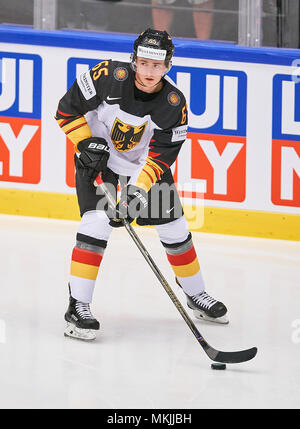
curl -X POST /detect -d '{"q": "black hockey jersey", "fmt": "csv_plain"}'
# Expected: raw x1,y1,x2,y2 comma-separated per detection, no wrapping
56,60,188,191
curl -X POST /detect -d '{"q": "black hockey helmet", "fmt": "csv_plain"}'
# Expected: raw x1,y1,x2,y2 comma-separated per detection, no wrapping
131,28,174,70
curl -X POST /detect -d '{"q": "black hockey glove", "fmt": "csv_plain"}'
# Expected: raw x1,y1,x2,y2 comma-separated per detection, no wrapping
77,137,110,182
108,184,148,228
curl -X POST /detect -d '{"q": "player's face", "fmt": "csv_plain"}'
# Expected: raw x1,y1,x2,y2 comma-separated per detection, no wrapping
135,57,167,91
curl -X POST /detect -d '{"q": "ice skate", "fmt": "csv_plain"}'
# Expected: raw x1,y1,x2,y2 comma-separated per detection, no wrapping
64,293,100,341
176,278,229,324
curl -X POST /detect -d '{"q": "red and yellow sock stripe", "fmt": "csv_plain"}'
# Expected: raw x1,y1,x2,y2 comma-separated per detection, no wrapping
70,247,103,281
166,246,200,278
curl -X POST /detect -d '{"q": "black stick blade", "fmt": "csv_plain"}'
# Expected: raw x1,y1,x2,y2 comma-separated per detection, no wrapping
207,346,258,364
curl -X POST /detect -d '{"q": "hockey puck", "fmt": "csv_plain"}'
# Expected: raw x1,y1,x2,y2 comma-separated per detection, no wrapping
211,363,226,370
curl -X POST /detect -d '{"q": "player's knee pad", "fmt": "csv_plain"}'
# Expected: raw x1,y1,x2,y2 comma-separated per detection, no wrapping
76,210,112,251
155,215,190,247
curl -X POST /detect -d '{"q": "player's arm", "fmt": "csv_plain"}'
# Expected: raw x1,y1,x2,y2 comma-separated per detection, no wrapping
55,60,111,181
135,103,188,192
55,60,110,151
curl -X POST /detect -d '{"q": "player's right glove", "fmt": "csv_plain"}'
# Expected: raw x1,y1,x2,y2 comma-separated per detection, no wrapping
77,137,110,182
108,184,148,228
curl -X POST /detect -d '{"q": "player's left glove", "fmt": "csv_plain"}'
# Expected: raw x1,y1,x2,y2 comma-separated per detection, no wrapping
108,184,148,228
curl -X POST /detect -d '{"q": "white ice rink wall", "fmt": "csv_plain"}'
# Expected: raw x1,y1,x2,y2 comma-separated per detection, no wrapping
0,25,299,240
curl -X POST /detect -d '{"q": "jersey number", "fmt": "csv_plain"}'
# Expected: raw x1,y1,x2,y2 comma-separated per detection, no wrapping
181,104,187,125
92,61,109,80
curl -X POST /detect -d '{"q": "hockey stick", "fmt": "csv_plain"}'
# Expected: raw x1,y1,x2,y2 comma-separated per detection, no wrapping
94,174,257,364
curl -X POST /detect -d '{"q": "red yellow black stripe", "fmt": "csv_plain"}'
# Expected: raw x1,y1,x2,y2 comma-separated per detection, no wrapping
70,247,103,281
166,246,200,278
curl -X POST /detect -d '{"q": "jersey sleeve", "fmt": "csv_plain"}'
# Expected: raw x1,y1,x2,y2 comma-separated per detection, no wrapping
55,60,111,150
135,103,188,192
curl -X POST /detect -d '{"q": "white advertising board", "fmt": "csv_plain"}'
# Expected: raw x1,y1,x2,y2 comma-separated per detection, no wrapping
0,28,299,218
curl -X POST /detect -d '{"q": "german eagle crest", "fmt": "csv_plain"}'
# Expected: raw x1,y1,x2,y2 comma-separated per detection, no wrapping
111,118,147,152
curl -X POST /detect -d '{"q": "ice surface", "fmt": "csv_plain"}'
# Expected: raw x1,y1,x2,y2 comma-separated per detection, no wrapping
0,214,299,409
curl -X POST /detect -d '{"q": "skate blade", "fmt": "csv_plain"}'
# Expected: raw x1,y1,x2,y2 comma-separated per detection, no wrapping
64,323,97,341
193,310,229,325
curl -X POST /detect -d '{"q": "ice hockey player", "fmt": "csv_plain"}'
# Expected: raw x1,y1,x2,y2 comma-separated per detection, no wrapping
55,28,228,341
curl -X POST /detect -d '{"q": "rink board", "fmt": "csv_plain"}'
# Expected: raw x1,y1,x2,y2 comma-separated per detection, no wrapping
0,25,299,240
0,187,299,241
